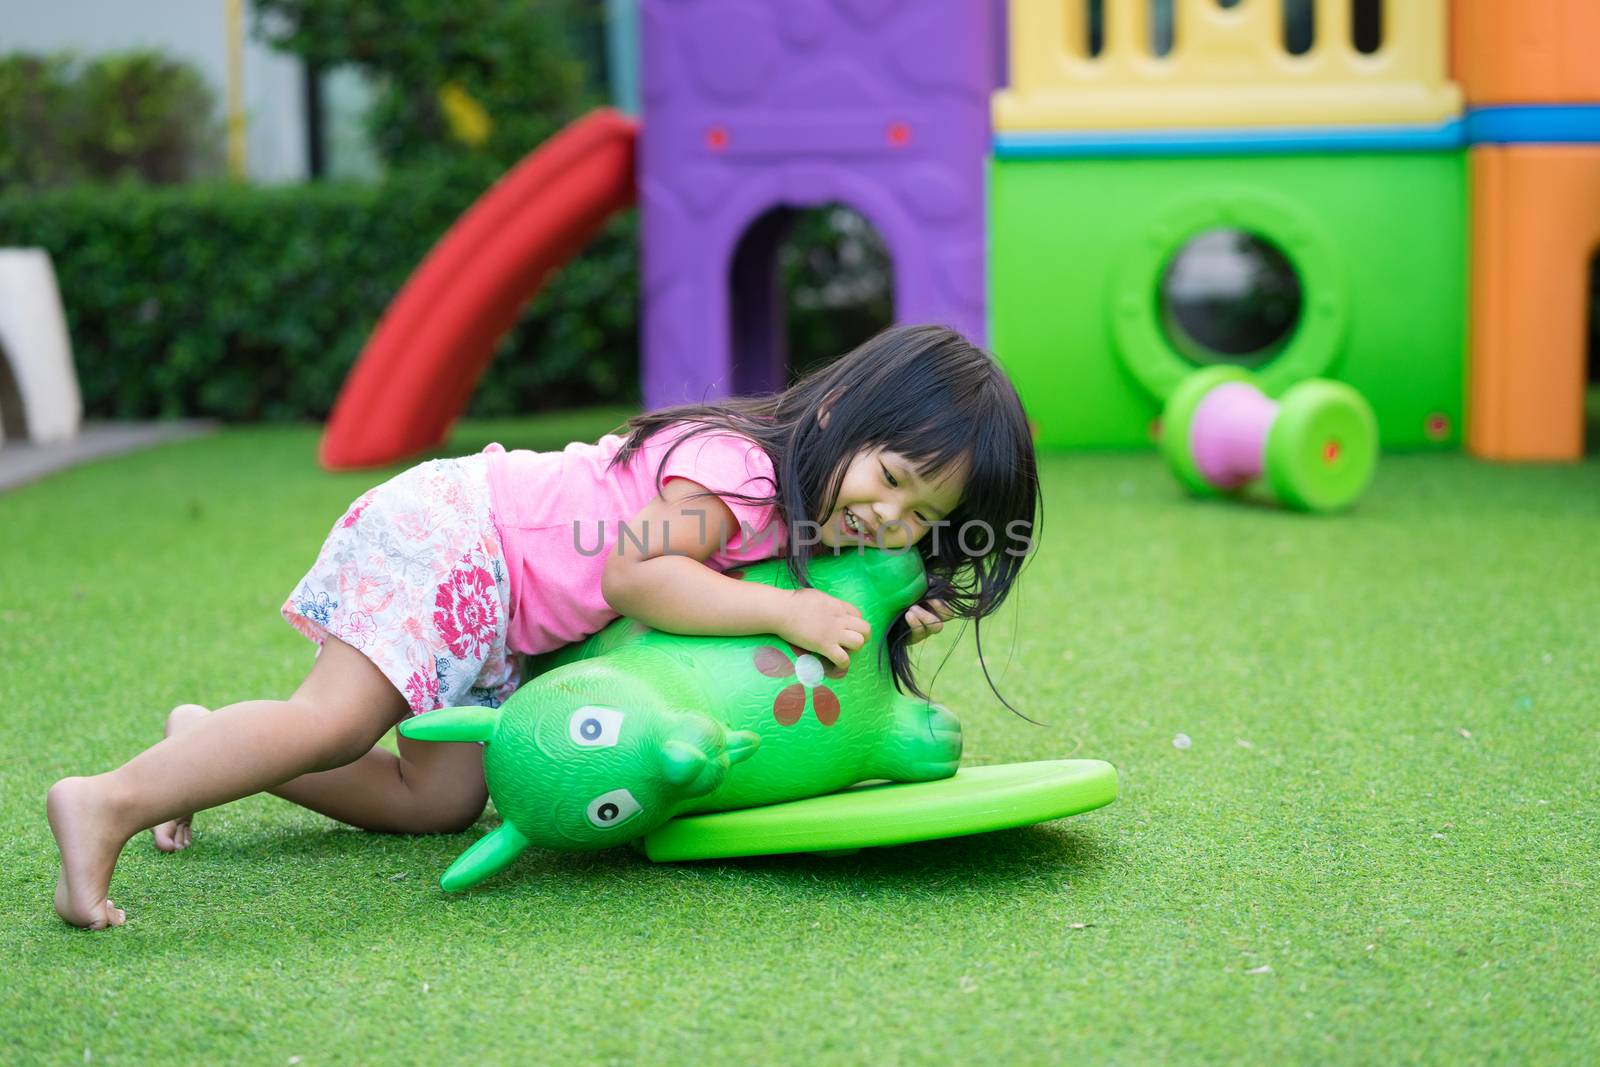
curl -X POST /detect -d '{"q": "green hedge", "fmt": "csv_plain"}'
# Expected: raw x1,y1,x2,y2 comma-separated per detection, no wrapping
0,175,900,423
0,163,640,421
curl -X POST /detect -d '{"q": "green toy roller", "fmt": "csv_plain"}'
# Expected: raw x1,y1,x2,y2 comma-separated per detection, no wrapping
1159,366,1378,513
400,548,1116,890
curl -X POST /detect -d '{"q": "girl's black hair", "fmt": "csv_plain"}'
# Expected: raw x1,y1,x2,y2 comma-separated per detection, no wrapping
607,324,1042,719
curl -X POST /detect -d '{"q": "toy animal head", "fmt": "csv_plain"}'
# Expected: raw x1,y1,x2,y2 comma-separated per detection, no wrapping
400,650,758,890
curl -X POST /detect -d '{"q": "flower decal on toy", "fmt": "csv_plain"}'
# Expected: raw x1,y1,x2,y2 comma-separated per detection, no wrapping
753,643,847,727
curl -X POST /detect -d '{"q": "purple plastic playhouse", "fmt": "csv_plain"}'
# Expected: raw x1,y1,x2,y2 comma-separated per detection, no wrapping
639,0,995,408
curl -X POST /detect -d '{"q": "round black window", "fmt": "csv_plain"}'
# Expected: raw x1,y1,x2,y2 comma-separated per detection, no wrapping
1159,229,1303,368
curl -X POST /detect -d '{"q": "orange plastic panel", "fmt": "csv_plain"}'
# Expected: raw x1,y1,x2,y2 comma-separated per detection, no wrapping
1451,0,1600,105
1468,145,1600,461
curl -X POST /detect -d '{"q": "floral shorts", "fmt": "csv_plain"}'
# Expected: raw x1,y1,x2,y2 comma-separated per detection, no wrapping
282,453,521,715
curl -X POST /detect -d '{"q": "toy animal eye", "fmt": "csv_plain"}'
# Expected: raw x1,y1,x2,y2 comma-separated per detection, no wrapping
569,705,623,748
586,788,642,828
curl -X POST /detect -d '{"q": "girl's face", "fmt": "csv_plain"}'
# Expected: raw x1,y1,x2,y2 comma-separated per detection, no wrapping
818,446,967,551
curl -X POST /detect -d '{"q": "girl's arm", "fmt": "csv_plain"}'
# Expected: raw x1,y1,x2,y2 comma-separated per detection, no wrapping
603,478,872,668
600,477,791,637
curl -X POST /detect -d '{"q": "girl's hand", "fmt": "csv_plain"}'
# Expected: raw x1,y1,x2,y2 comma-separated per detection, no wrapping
903,598,953,646
778,589,871,670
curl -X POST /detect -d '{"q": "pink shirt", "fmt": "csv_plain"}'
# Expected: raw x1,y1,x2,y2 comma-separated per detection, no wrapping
483,421,786,655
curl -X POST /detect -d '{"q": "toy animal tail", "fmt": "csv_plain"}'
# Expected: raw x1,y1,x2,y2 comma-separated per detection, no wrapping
398,705,502,743
440,822,530,892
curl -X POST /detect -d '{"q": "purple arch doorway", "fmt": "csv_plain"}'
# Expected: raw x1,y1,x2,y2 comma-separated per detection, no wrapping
728,203,892,394
639,0,995,407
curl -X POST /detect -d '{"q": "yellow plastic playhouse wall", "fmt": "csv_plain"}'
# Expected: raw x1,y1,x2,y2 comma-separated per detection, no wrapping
995,0,1461,131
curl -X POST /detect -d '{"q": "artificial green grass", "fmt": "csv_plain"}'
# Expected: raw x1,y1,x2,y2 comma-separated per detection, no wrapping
4,412,1598,1063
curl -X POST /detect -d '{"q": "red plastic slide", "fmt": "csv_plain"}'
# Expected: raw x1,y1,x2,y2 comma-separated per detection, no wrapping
319,109,638,470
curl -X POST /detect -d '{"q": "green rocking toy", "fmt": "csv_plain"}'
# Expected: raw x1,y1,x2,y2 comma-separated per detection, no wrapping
399,548,1117,891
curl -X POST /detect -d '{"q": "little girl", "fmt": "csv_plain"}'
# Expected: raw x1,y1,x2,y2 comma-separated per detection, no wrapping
48,324,1040,929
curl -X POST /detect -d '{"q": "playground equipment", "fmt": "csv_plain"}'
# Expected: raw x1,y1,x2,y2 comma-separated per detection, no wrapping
1159,366,1377,513
990,0,1465,452
637,0,992,407
400,548,1116,890
995,1,1459,132
990,152,1465,450
1450,0,1600,107
1452,0,1600,461
319,0,1598,469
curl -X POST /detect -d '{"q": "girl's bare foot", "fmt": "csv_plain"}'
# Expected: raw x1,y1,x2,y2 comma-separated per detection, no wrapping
151,704,208,851
47,776,129,930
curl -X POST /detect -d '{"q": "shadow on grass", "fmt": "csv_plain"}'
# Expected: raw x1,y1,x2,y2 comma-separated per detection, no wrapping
186,817,1113,908
673,822,1110,882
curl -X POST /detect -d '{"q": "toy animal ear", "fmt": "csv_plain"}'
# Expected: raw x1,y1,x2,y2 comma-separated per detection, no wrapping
398,706,502,743
660,739,710,786
725,730,760,765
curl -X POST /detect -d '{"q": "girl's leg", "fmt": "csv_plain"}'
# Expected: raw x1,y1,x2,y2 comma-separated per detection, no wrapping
151,711,487,848
47,637,406,929
270,734,487,834
149,704,207,852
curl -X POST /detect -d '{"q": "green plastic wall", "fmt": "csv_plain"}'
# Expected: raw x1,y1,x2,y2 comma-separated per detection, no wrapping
988,151,1468,450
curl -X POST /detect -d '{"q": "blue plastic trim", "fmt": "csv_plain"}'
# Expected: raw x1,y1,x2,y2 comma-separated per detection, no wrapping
604,0,640,117
993,120,1465,160
1465,106,1600,145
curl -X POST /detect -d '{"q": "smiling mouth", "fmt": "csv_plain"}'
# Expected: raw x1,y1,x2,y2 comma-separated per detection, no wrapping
843,507,873,539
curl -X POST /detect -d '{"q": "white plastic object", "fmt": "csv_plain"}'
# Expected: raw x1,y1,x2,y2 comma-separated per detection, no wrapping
0,248,82,445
